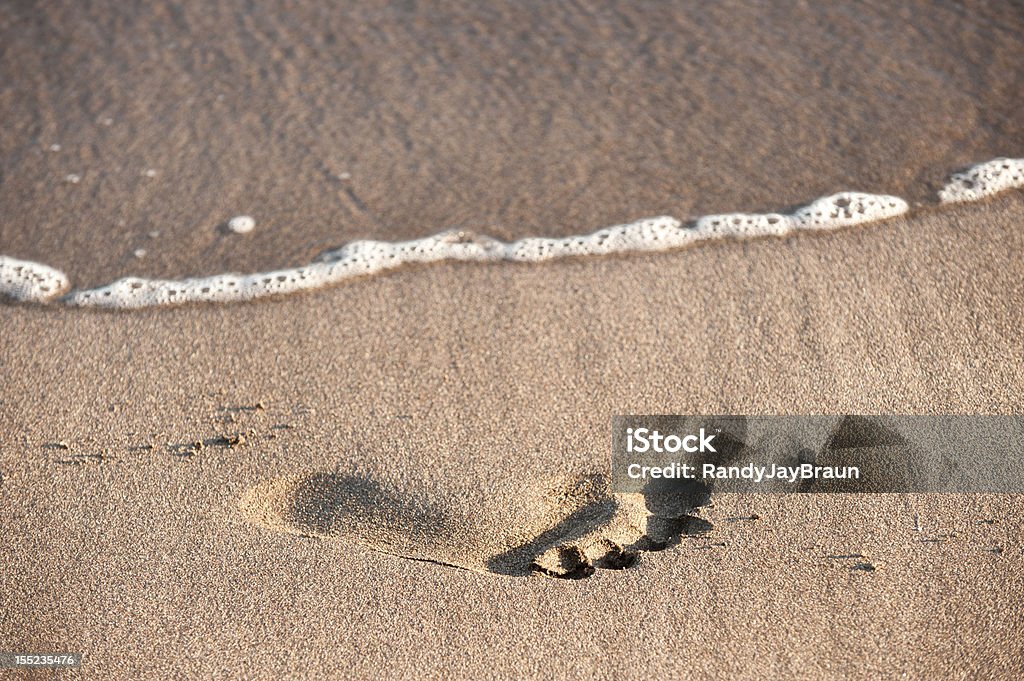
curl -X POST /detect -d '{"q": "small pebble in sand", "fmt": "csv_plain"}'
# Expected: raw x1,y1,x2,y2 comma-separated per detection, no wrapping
149,230,161,238
337,171,352,181
64,173,81,184
49,143,62,152
133,249,147,258
227,215,256,234
101,117,114,126
143,168,158,178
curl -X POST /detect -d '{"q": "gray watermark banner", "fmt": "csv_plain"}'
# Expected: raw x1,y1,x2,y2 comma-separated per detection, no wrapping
611,415,1024,493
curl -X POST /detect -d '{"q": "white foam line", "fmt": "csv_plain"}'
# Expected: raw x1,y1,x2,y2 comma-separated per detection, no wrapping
1,157,1021,309
60,192,906,309
939,157,1024,203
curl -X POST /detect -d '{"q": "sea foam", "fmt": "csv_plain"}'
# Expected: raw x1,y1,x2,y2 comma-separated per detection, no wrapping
2,158,1021,310
62,192,906,309
939,158,1024,203
0,256,70,303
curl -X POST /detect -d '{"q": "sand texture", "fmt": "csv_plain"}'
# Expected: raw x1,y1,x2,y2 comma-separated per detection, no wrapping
2,0,1024,678
3,195,1024,678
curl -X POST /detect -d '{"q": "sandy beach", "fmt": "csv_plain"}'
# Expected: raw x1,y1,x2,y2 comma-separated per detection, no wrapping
2,1,1023,678
4,195,1024,677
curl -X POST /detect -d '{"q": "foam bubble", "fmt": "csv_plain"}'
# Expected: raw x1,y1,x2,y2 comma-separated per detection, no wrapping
228,216,256,234
0,256,70,303
693,192,907,238
939,158,1024,203
792,192,908,229
505,217,690,261
695,213,790,237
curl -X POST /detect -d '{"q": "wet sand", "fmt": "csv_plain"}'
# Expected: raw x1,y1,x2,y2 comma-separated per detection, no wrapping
1,1,1023,288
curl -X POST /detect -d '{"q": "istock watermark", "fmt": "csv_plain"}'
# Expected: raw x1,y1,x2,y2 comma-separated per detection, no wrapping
611,415,1024,494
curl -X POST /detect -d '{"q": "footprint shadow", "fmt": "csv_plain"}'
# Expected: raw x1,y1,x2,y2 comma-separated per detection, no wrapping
240,470,715,579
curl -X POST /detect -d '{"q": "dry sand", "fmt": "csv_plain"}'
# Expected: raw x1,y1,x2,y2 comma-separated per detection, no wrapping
3,195,1024,677
2,0,1024,678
